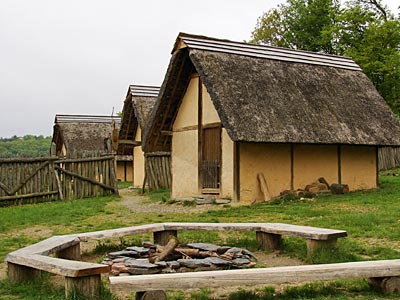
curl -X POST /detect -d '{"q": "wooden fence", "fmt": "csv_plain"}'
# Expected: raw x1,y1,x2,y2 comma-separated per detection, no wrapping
0,154,118,205
378,147,400,171
144,152,171,190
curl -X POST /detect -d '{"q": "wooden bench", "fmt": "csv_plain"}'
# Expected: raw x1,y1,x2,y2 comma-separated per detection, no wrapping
5,235,109,298
69,222,347,254
156,222,347,254
109,260,400,299
5,222,347,298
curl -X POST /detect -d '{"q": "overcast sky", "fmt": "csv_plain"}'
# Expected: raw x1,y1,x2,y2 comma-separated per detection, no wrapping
1,0,399,138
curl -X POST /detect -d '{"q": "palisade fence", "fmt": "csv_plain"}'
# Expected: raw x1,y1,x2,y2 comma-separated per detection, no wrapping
378,147,400,171
0,153,118,206
144,152,171,190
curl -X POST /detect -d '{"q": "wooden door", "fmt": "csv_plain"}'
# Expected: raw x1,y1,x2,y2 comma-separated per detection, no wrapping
201,126,221,190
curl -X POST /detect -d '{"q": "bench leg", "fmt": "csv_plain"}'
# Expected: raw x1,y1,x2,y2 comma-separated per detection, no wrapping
306,239,337,254
136,290,167,300
7,262,41,282
65,274,101,299
154,230,178,245
56,242,81,260
256,231,281,250
368,276,400,293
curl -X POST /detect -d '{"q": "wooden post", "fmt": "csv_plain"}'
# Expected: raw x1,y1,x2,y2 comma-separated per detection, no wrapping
135,290,167,300
7,262,41,282
256,231,281,250
56,243,81,260
368,276,400,293
290,144,294,191
307,238,337,254
198,76,203,193
65,274,101,299
153,230,177,245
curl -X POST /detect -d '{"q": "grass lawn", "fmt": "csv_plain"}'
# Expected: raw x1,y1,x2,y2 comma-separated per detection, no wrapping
1,174,400,299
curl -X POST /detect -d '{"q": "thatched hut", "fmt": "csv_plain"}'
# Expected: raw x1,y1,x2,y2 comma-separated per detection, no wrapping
143,33,400,204
118,85,167,188
51,114,130,181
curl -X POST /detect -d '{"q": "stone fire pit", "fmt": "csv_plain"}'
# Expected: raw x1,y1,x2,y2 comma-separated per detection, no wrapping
102,239,257,276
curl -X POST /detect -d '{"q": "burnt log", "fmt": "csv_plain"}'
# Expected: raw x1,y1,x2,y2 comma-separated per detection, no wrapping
151,237,179,263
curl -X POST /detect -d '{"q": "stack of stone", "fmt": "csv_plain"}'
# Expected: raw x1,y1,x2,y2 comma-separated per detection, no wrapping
102,242,257,276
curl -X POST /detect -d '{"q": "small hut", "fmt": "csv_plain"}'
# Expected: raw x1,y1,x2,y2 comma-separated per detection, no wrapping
143,33,400,204
51,114,130,181
118,85,170,189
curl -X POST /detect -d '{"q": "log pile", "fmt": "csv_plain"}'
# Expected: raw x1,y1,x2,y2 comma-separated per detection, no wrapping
102,240,257,276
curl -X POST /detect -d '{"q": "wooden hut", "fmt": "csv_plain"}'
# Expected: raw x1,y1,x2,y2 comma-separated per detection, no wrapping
51,114,131,181
143,33,400,204
118,85,169,188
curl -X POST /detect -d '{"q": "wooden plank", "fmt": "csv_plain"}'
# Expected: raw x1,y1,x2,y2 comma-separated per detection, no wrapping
163,222,264,231
0,157,57,163
55,156,114,164
74,222,335,242
0,191,59,202
145,152,171,157
118,140,141,146
55,166,115,192
0,181,12,195
7,236,80,256
109,260,400,293
73,224,166,241
6,254,109,277
259,223,347,240
164,222,346,240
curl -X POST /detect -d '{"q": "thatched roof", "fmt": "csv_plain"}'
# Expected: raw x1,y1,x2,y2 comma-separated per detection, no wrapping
118,85,158,154
52,114,121,155
143,33,400,152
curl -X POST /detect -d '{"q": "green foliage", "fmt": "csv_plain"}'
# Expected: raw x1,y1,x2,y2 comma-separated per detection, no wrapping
0,274,65,300
346,19,400,114
0,274,116,300
0,135,52,157
250,0,400,115
117,181,132,189
0,195,121,261
227,280,398,299
146,189,171,203
182,200,197,207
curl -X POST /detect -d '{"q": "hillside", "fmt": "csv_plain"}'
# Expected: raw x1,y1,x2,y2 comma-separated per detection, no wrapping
0,135,52,157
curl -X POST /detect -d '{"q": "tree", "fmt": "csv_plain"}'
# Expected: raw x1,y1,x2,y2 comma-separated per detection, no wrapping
0,135,52,157
346,19,400,113
251,0,341,54
250,0,400,115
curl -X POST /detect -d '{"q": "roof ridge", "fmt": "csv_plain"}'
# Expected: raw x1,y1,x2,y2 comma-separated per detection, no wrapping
176,32,361,71
129,85,160,97
55,114,121,124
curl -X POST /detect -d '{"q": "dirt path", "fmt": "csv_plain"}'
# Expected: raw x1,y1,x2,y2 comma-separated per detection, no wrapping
118,188,228,214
